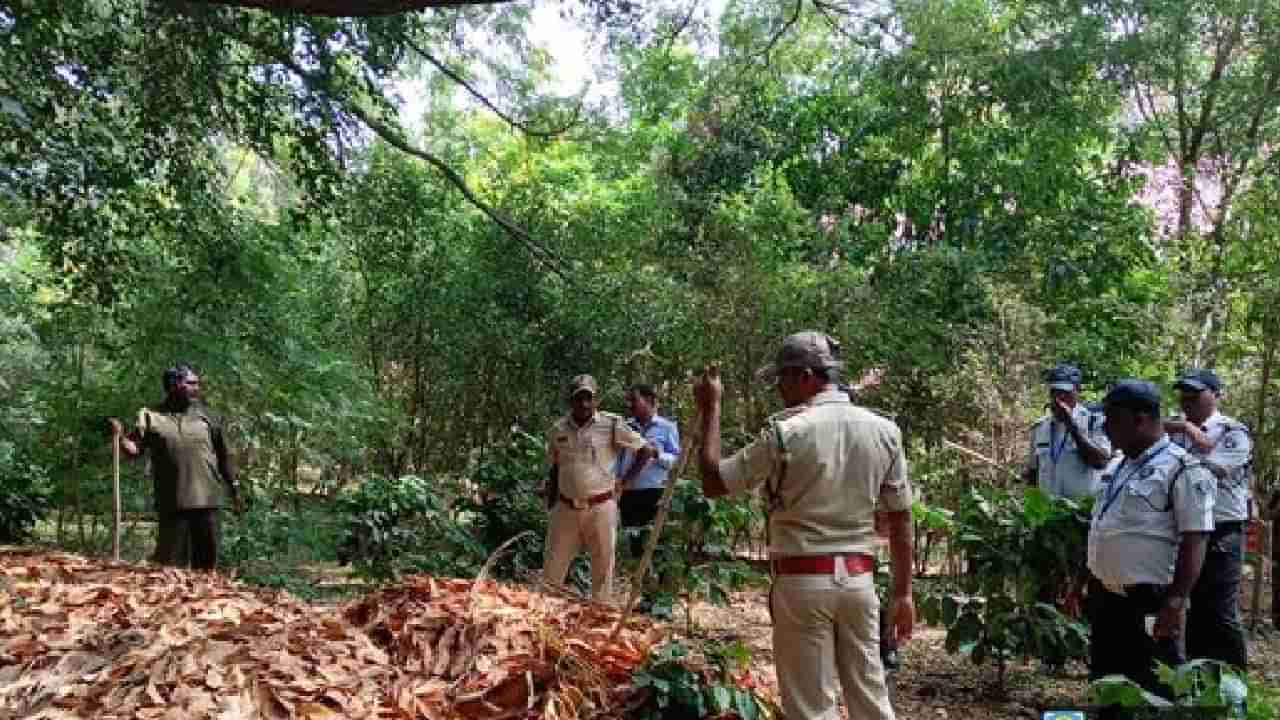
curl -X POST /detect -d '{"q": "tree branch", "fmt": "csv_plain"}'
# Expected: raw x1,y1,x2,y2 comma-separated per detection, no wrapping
395,33,582,138
260,43,573,280
759,0,803,70
190,0,512,17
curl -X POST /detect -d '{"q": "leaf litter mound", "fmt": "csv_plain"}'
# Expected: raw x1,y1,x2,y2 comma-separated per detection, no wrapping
0,548,665,720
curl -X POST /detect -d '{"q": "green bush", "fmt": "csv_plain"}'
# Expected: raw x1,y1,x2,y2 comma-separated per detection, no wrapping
334,474,485,581
457,430,549,578
220,487,343,597
632,640,769,720
916,487,1093,686
0,439,52,542
1090,659,1268,719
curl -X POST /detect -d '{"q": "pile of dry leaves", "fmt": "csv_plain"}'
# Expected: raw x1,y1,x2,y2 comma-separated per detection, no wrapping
0,548,665,720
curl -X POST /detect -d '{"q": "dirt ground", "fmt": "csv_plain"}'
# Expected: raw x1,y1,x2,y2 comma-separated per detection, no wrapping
674,584,1280,719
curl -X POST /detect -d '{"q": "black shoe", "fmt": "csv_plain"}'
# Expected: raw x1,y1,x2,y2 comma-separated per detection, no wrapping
881,647,900,672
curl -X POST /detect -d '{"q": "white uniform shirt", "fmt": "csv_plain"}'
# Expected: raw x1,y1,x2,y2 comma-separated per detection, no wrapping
1025,403,1111,498
1087,437,1215,587
718,389,913,557
1168,412,1251,524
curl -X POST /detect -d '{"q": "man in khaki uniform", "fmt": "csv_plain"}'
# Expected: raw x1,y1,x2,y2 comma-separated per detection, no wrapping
108,363,241,570
694,332,914,720
544,374,652,601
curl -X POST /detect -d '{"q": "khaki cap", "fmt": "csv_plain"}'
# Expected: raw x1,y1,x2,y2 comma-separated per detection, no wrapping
756,331,844,383
568,374,599,398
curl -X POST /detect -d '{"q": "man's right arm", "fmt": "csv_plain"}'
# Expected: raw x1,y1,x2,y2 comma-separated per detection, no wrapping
697,393,729,497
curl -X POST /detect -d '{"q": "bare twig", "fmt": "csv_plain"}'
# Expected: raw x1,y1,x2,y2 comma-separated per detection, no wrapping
941,438,1021,481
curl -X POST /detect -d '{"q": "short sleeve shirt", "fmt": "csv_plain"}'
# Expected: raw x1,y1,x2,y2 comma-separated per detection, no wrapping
1087,437,1215,587
136,404,227,510
1024,404,1111,498
1169,412,1251,523
718,389,913,557
546,411,648,499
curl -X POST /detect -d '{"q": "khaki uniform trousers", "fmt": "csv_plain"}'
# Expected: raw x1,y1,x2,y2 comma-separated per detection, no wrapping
771,571,895,720
543,498,618,602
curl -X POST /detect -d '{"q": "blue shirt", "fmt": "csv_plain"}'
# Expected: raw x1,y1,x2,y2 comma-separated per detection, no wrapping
614,415,680,490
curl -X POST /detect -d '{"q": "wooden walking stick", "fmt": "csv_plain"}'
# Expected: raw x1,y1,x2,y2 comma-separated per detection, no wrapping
610,407,701,640
111,424,121,561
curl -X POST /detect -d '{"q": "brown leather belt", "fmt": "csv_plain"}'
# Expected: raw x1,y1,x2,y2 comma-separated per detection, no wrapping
772,553,875,576
559,490,614,510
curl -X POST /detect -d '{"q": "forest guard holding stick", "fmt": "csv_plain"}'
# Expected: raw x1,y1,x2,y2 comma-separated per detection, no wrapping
693,331,914,720
106,363,242,570
543,374,652,602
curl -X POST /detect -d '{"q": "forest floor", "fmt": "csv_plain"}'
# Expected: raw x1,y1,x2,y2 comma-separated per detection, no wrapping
678,586,1280,719
2,544,1276,719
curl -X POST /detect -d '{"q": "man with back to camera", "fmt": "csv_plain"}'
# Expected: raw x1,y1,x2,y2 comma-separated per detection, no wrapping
1086,379,1214,701
544,374,653,601
693,331,914,720
106,363,242,570
840,370,903,675
1165,368,1252,669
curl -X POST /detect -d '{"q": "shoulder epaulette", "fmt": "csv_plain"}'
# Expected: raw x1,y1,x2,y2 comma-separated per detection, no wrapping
1220,417,1250,434
766,405,806,424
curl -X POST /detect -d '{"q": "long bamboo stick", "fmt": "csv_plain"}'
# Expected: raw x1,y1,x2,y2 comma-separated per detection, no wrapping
111,426,122,562
609,410,701,640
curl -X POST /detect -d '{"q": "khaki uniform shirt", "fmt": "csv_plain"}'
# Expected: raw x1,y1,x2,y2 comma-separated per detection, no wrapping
136,404,228,510
1024,404,1111,498
546,411,648,499
718,389,913,557
1087,437,1215,587
1169,412,1251,524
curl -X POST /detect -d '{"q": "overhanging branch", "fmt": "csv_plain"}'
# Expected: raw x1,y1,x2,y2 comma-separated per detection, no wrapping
191,0,512,17
260,44,572,280
396,33,583,138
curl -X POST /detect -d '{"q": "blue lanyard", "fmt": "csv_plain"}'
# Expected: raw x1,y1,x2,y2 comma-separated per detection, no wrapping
1049,422,1071,464
1099,440,1171,518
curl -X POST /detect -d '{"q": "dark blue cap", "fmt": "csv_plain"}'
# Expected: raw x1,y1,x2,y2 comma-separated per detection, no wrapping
1173,368,1222,394
1044,363,1082,390
1102,379,1162,415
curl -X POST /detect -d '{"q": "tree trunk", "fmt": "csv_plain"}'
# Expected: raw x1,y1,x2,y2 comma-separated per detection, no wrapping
1252,333,1274,628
